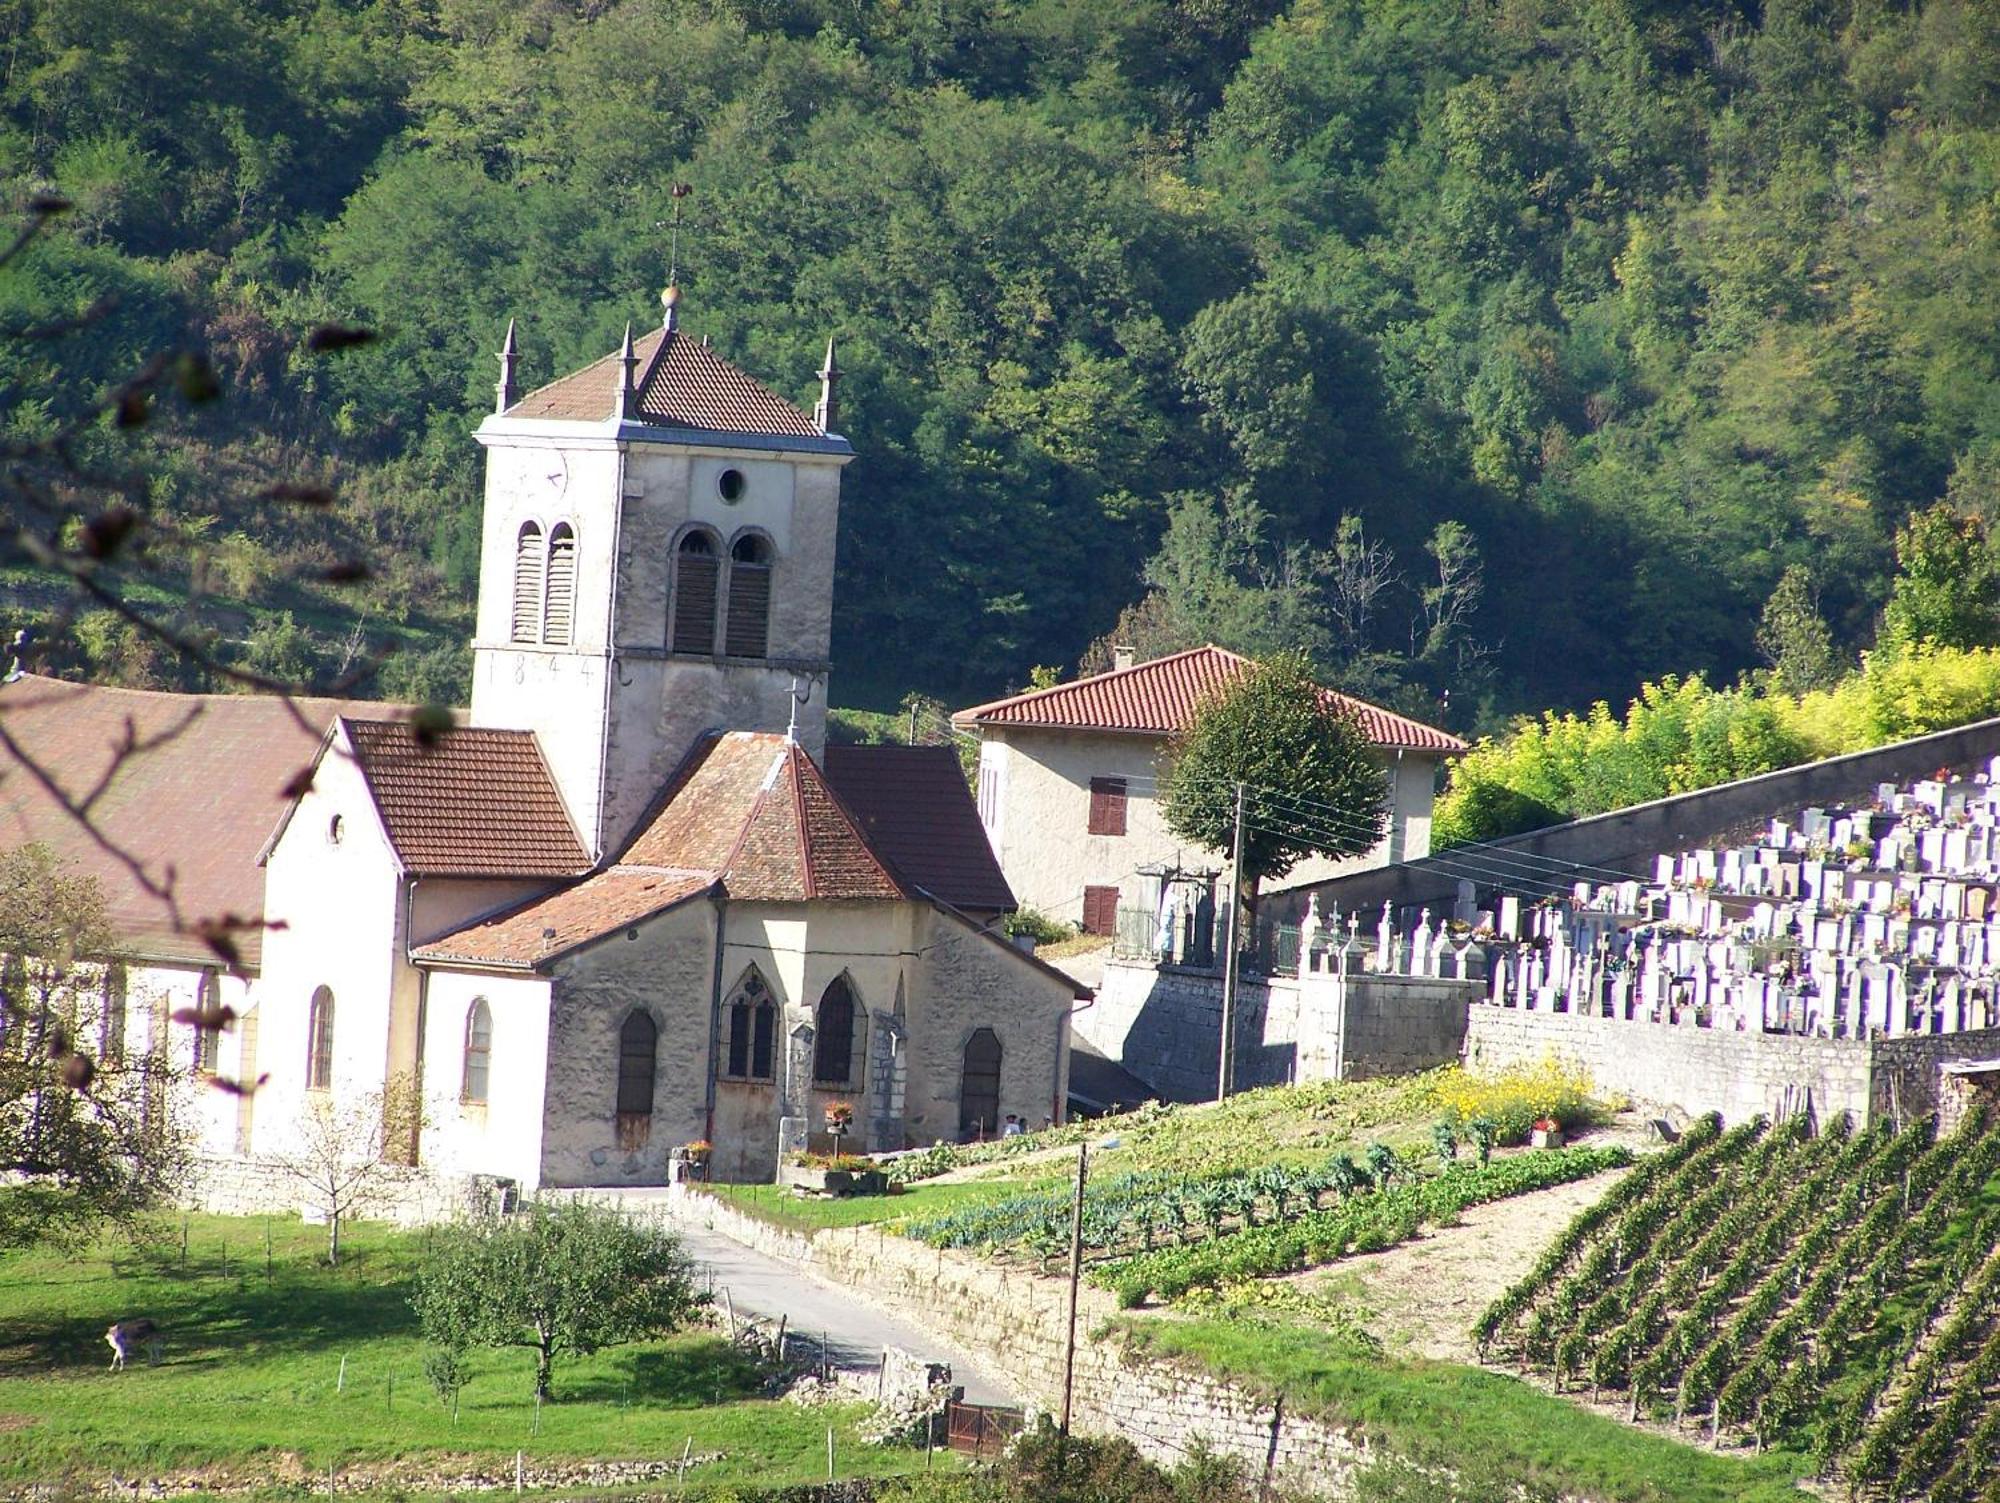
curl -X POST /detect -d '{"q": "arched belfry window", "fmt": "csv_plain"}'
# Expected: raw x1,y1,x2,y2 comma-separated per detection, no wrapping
813,976,861,1088
725,534,772,659
511,522,544,644
307,985,335,1091
672,531,719,655
463,998,492,1104
725,968,777,1081
543,523,577,646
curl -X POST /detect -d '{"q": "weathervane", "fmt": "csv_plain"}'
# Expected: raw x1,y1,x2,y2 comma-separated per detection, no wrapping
656,183,693,292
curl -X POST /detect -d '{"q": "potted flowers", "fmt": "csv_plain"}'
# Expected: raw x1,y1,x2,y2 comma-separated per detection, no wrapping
824,1100,855,1155
1530,1117,1565,1150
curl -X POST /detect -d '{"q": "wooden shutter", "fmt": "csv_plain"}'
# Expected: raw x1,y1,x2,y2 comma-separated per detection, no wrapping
1082,884,1119,936
725,561,771,658
673,546,719,654
543,525,576,645
1087,777,1127,836
511,524,543,643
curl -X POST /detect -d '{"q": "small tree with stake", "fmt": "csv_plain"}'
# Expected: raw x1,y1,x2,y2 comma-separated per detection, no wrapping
1159,651,1389,934
414,1199,706,1402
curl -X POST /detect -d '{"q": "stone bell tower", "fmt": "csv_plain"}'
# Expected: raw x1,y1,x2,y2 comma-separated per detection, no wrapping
468,290,853,859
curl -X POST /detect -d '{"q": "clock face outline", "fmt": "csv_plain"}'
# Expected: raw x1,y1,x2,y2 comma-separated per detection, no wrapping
540,451,570,500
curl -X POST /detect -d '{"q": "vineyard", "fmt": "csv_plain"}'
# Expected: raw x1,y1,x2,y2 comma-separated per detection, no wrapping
1476,1107,2000,1501
901,1143,1631,1307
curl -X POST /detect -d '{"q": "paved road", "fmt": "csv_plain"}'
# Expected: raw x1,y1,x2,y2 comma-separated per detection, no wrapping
649,1207,1021,1406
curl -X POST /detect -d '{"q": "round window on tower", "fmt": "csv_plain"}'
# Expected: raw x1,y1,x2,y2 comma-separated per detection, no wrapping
717,468,747,503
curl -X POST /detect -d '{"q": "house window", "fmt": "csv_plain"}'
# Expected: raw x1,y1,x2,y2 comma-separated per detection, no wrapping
813,977,859,1087
672,531,719,654
463,998,492,1104
616,1010,657,1117
101,963,126,1062
724,969,777,1081
977,759,1003,840
1087,777,1127,836
1082,885,1120,936
306,985,335,1090
543,523,577,646
190,969,221,1075
511,522,544,644
724,533,772,659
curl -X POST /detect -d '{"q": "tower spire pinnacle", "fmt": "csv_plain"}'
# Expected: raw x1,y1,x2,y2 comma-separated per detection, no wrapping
813,336,841,435
615,321,638,420
495,318,519,414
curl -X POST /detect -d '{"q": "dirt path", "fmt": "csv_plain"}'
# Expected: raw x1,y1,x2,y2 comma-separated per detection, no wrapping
1299,1165,1634,1362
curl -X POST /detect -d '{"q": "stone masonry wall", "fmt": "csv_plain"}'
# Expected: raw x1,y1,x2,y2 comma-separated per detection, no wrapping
653,1189,1373,1493
184,1154,504,1224
1330,976,1477,1081
1871,1030,2000,1122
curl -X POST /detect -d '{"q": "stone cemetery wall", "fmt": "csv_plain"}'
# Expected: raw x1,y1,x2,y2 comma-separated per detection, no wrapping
1464,1007,1874,1122
1276,713,2000,921
183,1154,503,1223
1330,974,1476,1081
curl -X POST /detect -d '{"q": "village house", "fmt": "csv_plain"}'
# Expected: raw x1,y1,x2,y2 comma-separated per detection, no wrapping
953,645,1465,943
0,290,1082,1202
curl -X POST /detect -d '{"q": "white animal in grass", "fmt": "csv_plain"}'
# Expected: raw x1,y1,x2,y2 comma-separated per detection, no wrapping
105,1318,163,1370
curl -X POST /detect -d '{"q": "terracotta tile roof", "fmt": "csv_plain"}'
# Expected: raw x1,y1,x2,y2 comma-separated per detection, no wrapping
410,869,713,968
624,731,908,901
506,325,822,438
0,674,406,969
822,745,1016,913
952,645,1466,753
343,719,589,878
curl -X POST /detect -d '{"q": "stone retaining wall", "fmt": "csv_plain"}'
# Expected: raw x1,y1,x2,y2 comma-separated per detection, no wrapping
184,1154,506,1224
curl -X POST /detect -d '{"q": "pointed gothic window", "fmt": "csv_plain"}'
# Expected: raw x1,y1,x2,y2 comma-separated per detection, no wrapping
813,976,861,1088
672,531,719,655
616,1010,657,1117
190,968,222,1075
463,998,492,1104
512,522,544,644
959,1028,1003,1142
724,969,777,1081
307,985,335,1091
725,534,772,659
543,523,577,646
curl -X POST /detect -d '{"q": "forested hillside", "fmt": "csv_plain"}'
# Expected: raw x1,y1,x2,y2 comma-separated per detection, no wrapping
4,0,1997,722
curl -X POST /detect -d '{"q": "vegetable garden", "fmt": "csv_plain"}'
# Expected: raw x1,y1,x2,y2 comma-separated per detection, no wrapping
902,1143,1632,1308
1476,1107,2000,1501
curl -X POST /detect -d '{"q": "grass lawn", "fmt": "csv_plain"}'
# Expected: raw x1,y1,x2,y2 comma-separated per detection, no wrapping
0,1213,936,1490
695,1177,1046,1234
1114,1316,1811,1503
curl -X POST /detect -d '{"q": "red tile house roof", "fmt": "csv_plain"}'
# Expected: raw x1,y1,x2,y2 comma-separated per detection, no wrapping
415,732,910,970
822,744,1016,914
506,325,824,438
342,719,589,878
953,645,1466,753
0,674,404,968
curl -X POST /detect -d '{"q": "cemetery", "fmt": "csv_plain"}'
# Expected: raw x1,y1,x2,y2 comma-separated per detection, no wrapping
1464,759,2000,1127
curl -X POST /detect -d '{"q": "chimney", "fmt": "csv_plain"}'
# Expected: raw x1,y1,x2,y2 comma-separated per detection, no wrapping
1112,644,1135,673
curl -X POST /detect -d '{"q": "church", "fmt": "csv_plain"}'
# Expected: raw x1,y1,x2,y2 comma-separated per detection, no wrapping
0,289,1082,1197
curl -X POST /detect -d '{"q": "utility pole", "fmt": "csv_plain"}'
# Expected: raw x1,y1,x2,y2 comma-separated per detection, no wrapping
1218,781,1246,1101
1058,1141,1089,1448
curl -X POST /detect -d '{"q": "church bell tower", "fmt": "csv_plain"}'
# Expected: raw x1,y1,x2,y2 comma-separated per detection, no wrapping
467,289,853,860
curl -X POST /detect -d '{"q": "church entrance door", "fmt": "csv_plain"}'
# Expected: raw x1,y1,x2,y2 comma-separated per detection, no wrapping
958,1028,1002,1141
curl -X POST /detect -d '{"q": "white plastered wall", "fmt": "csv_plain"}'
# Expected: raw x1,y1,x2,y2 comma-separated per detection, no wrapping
417,967,553,1189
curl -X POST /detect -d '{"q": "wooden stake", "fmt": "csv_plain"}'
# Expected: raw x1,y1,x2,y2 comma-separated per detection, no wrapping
678,1436,692,1490
514,1450,523,1496
826,1426,835,1481
723,1286,736,1339
336,1354,347,1393
1059,1141,1089,1442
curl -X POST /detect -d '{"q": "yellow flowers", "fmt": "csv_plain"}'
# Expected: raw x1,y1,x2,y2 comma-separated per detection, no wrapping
1427,1057,1605,1144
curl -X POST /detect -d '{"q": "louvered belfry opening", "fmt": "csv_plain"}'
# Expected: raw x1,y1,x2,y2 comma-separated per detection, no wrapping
672,531,719,654
542,523,577,645
511,522,544,643
725,533,772,658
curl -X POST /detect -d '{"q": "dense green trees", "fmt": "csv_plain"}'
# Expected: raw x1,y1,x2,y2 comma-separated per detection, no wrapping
4,0,2000,726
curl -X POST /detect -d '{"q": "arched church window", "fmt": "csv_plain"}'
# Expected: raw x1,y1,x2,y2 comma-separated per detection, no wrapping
511,522,544,644
672,531,720,655
959,1027,1002,1142
307,985,335,1091
543,523,577,646
463,998,492,1104
724,533,772,659
724,969,776,1081
813,977,861,1088
616,1009,657,1117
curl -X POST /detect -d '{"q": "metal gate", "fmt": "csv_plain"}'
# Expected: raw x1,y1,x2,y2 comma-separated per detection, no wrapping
944,1400,1024,1458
